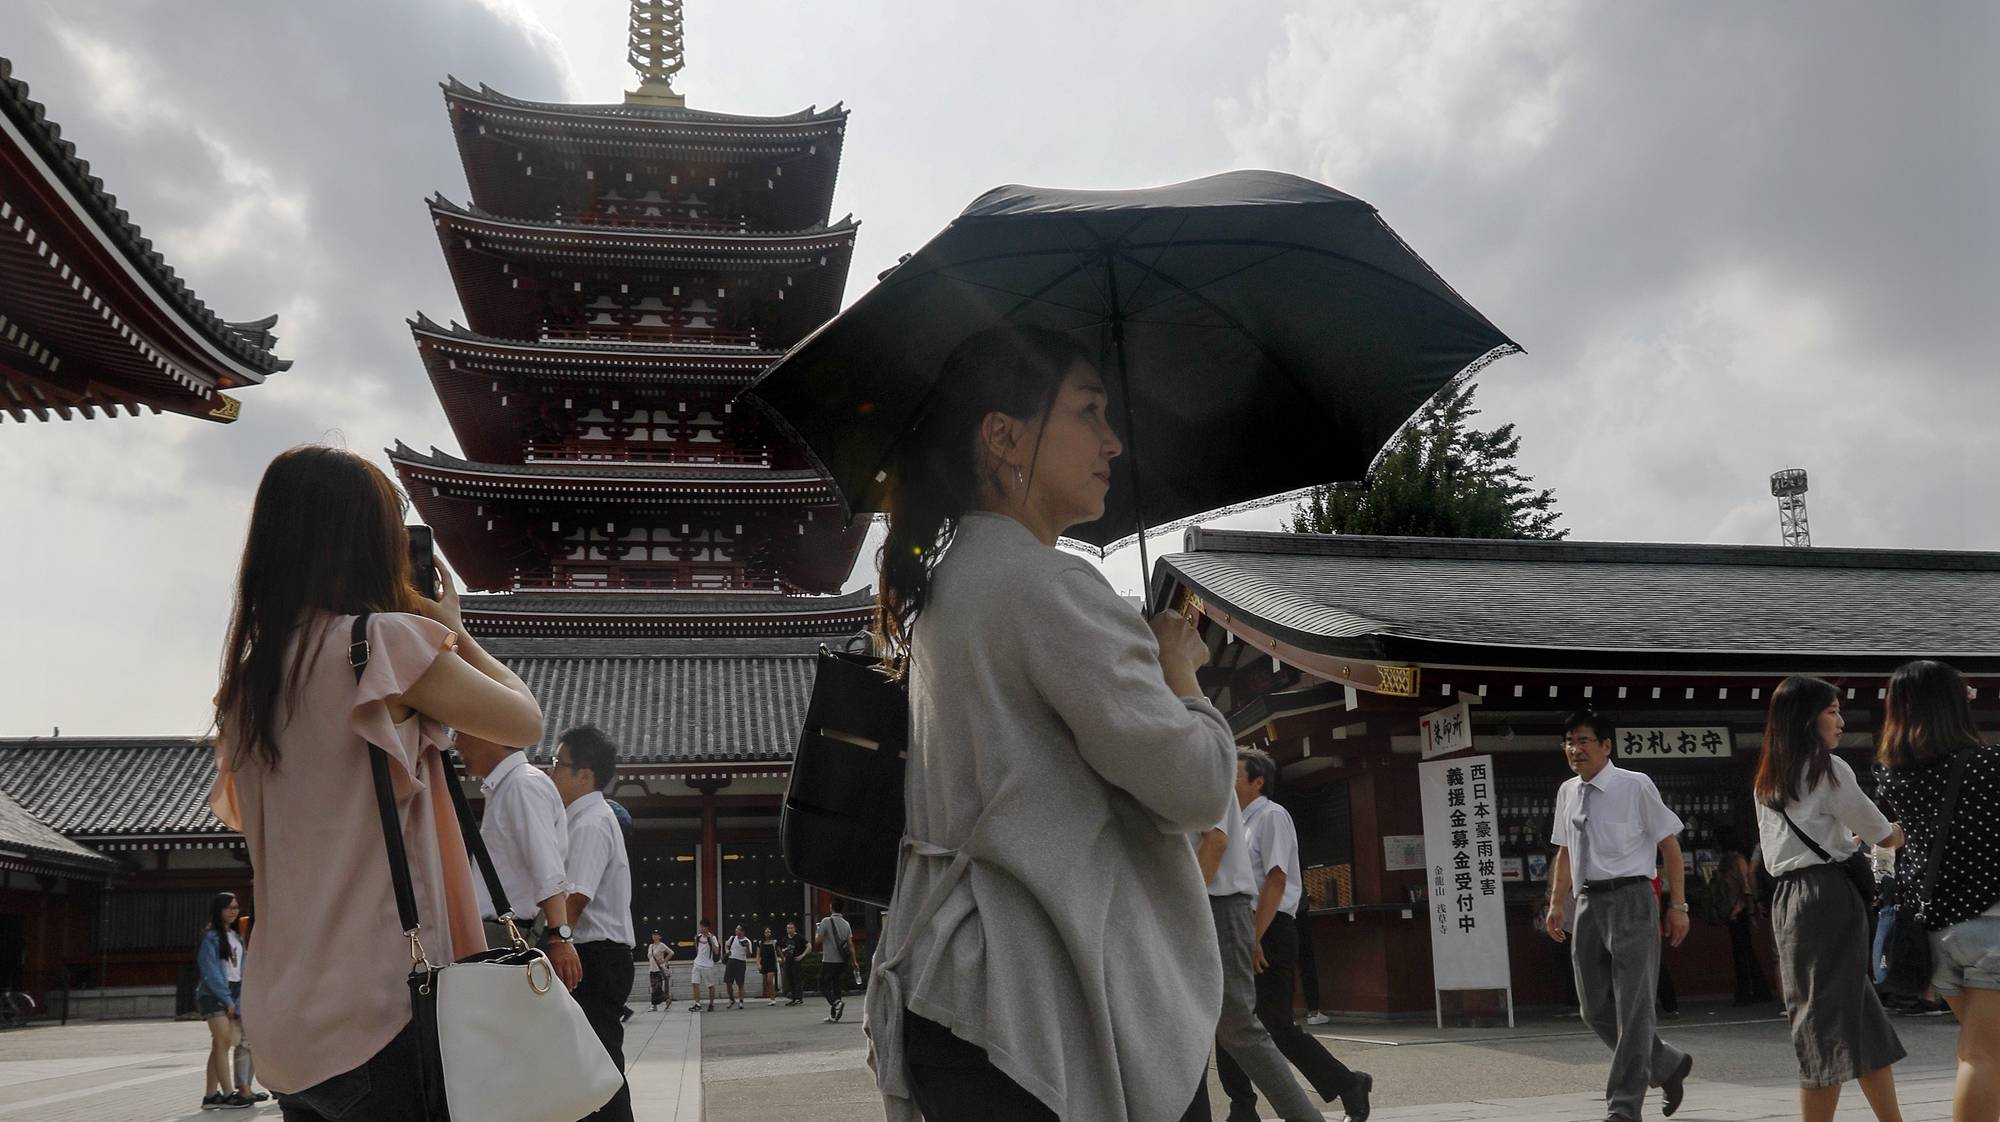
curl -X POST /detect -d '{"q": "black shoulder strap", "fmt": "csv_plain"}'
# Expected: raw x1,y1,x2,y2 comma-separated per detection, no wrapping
351,614,515,945
1774,805,1838,865
1915,749,1976,920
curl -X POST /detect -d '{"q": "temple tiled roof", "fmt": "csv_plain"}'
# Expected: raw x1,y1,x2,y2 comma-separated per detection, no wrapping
1158,529,2000,675
428,194,858,245
465,588,874,617
509,651,817,763
388,441,834,488
0,788,118,876
0,58,290,377
443,78,848,128
0,737,228,842
410,314,781,363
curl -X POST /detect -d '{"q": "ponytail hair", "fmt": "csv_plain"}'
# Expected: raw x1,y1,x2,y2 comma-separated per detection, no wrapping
874,324,1096,659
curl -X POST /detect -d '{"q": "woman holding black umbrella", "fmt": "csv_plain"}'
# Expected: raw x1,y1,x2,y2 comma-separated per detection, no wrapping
860,324,1236,1122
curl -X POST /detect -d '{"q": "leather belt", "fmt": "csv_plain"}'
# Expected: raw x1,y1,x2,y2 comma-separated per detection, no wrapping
1581,875,1649,894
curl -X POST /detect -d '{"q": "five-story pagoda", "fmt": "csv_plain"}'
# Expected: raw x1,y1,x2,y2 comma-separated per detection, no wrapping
392,1,870,942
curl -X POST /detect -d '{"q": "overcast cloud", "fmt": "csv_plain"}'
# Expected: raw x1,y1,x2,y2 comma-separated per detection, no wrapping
1,1,1992,736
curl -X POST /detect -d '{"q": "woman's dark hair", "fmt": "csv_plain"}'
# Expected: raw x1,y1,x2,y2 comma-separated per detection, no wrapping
215,446,422,770
874,324,1098,657
207,892,239,962
1753,675,1841,808
1879,660,1982,771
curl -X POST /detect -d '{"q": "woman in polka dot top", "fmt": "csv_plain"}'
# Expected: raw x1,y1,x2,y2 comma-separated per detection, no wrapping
1875,659,2000,1121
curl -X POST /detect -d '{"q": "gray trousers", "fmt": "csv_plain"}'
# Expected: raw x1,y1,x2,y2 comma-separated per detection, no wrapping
1572,882,1689,1120
1210,894,1324,1122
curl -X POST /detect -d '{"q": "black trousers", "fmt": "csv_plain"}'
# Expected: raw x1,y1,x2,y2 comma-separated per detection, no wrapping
785,957,804,1001
905,1008,1057,1121
1215,911,1356,1113
822,958,847,1008
649,968,667,1007
278,1018,427,1122
574,940,635,1122
1728,911,1772,1001
1294,911,1323,1013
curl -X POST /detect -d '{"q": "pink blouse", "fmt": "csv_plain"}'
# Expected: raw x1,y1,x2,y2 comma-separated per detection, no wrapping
210,612,485,1093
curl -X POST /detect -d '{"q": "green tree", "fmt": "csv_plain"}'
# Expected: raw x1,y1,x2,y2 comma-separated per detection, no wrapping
1289,377,1564,539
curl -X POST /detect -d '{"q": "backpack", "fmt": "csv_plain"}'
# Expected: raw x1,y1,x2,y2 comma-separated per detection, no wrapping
1695,863,1736,926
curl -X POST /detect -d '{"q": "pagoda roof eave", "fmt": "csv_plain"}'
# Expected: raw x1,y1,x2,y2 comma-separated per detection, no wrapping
0,59,290,383
442,77,849,130
428,194,859,249
388,441,845,502
409,313,782,367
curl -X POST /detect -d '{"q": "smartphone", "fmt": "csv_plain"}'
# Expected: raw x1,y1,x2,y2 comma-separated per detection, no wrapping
407,525,438,601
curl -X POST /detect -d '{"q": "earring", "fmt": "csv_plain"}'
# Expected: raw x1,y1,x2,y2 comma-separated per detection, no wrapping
1012,466,1025,488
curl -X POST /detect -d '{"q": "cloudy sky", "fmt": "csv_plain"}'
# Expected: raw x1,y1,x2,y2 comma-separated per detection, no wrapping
1,1,1993,737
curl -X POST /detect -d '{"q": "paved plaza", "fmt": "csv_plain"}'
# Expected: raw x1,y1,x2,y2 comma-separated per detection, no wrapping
0,1000,1969,1121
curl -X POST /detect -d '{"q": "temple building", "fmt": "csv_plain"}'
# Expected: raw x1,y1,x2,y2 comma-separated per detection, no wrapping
388,0,869,948
1153,530,2000,1016
0,58,289,422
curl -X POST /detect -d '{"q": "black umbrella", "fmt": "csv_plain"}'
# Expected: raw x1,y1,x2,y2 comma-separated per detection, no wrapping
747,169,1519,607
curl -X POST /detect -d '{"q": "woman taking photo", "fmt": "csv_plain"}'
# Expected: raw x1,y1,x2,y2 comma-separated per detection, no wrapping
862,325,1236,1122
194,891,255,1110
1754,675,1906,1122
1877,660,2000,1122
209,445,544,1122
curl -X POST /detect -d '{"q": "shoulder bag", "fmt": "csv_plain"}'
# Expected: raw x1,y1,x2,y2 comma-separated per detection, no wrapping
351,615,622,1122
779,646,908,907
1773,804,1879,909
1880,749,1975,999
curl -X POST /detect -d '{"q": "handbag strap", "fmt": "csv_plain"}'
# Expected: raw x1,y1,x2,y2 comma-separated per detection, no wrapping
1913,749,1976,921
1774,804,1839,865
349,614,519,963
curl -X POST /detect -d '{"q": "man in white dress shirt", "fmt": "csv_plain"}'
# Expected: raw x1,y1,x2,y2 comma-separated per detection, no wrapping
554,725,636,1122
1545,712,1695,1122
455,733,581,990
1216,749,1371,1122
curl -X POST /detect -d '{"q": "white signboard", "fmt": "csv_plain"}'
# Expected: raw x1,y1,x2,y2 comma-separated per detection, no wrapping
1618,726,1732,760
1420,755,1512,998
1420,701,1474,760
1383,834,1426,872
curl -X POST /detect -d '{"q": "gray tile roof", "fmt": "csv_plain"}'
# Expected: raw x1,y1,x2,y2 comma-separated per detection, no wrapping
442,78,848,128
464,588,875,616
0,737,228,840
510,653,816,764
0,58,290,376
387,441,832,484
1160,529,2000,674
0,788,117,875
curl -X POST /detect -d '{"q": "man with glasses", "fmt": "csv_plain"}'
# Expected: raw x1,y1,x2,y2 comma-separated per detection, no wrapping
553,725,636,1122
1545,711,1695,1122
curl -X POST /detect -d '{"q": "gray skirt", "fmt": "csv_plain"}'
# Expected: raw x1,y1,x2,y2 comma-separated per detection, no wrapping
1772,863,1907,1087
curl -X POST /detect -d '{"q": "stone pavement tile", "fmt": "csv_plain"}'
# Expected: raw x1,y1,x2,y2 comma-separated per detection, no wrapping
625,1000,701,1122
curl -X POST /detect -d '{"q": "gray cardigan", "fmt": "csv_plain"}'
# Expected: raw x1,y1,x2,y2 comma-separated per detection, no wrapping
863,512,1235,1121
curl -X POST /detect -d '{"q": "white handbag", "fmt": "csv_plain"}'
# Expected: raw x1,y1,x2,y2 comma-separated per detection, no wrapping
353,614,624,1122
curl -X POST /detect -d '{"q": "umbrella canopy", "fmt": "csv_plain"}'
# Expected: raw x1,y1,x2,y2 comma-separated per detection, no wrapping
746,169,1518,555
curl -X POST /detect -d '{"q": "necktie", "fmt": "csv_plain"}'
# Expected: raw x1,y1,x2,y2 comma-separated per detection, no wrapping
1573,782,1594,892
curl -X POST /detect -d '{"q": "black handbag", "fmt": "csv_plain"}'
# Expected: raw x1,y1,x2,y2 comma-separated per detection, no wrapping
1773,805,1880,910
1881,749,1975,999
779,646,909,907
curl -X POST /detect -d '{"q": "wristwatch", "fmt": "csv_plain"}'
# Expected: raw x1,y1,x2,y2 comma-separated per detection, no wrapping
551,924,575,942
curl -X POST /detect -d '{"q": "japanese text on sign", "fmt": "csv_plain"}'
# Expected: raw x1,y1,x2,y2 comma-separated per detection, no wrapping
1421,700,1473,760
1618,726,1733,760
1419,755,1510,992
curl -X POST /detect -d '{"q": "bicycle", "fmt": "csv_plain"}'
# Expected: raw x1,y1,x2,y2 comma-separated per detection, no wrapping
0,989,35,1029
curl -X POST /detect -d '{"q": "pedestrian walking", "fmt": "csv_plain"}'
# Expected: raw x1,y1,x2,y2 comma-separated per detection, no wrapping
554,725,637,1122
1753,675,1907,1122
1875,660,2000,1122
1544,710,1695,1122
1181,795,1324,1122
453,732,581,991
760,927,780,1005
1297,913,1330,1027
195,892,255,1111
209,445,545,1120
858,325,1237,1122
1712,825,1775,1006
691,920,724,1012
647,931,674,1011
1215,749,1372,1122
725,925,753,1009
780,922,807,1006
816,910,856,1023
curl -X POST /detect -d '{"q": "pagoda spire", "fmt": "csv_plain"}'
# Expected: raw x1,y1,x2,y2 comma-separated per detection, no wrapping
625,0,687,107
